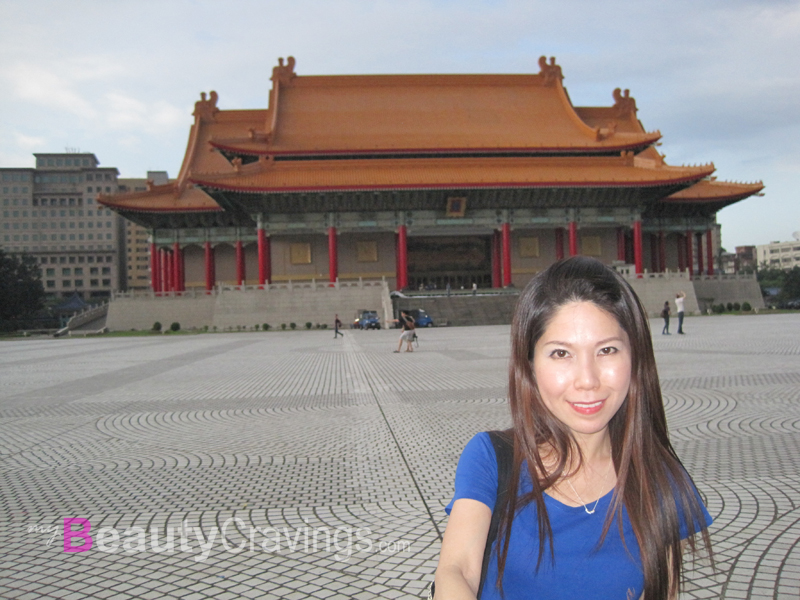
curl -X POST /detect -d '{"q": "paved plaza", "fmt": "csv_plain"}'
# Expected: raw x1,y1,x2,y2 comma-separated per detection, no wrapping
1,313,799,599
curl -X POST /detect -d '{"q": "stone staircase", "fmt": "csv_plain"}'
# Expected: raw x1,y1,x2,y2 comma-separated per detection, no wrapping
55,303,109,336
394,292,520,327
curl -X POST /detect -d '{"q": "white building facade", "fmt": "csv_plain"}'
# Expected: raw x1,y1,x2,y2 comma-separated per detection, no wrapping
0,152,124,299
756,234,800,271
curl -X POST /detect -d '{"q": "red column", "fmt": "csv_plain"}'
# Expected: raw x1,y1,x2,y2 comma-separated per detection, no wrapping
633,220,643,276
328,227,338,285
685,230,694,276
397,225,408,290
164,250,172,293
173,242,182,292
257,229,270,286
659,231,667,273
176,247,184,291
491,230,501,288
501,222,512,287
150,243,160,292
204,242,214,291
568,221,578,257
555,228,565,261
706,229,714,276
235,240,245,286
159,249,168,293
696,233,704,275
616,227,626,262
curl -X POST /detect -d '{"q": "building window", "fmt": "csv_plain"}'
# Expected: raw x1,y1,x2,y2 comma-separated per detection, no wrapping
46,280,55,288
46,268,55,276
102,279,111,286
62,280,71,287
62,268,71,276
90,279,99,287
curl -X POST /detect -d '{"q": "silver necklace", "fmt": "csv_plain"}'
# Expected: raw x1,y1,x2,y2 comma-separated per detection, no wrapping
564,461,612,515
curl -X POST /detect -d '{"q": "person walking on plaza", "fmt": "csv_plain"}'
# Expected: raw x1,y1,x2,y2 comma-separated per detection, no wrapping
675,291,686,334
661,301,671,335
393,311,415,353
472,282,477,296
334,314,344,339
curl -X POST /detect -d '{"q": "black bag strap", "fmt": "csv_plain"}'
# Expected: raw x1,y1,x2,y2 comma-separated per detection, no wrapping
476,429,514,598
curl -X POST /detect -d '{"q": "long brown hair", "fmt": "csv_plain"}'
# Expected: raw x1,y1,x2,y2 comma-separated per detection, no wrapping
495,256,712,599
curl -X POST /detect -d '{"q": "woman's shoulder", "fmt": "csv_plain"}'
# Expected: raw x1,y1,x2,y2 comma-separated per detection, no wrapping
460,431,496,463
448,432,501,513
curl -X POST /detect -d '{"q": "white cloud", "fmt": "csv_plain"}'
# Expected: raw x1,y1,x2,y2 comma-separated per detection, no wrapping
4,63,96,118
14,132,46,150
103,93,186,135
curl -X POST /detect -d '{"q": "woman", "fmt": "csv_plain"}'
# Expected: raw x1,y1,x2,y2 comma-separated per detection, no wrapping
661,301,671,335
394,310,416,353
434,257,712,599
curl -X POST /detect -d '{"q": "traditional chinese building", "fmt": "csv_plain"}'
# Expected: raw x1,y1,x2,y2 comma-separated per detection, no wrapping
99,57,764,293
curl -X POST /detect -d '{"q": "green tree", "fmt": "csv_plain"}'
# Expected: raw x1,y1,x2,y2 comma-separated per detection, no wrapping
0,249,45,327
779,266,800,302
756,266,785,298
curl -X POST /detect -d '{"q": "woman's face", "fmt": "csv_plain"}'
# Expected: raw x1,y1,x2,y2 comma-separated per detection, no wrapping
532,301,632,445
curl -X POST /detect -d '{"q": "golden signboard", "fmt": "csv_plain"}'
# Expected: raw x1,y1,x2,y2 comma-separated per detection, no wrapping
582,236,602,256
445,197,467,217
290,243,312,264
357,241,378,262
519,237,540,258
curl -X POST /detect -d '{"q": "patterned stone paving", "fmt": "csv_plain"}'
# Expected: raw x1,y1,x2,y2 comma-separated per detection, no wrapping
0,313,799,599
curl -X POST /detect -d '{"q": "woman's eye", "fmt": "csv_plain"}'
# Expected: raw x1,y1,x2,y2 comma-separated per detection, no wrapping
551,349,569,358
599,346,617,355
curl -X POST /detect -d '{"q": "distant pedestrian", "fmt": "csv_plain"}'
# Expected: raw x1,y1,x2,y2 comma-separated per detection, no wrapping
661,301,671,335
334,314,344,338
675,291,686,334
446,281,451,297
472,282,477,296
393,311,415,353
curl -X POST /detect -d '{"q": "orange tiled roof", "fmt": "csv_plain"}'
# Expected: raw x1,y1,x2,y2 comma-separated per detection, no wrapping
206,57,659,157
99,182,222,213
100,58,762,216
188,155,714,194
665,178,764,203
576,103,766,206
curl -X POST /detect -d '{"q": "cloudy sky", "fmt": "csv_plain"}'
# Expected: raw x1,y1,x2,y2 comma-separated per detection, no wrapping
1,0,798,248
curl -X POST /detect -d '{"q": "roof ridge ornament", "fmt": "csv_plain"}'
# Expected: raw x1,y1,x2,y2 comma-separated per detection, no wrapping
621,150,635,166
538,56,563,86
272,56,297,85
612,88,637,115
193,91,219,122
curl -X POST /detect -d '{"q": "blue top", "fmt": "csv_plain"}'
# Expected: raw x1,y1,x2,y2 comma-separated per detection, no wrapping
446,432,713,600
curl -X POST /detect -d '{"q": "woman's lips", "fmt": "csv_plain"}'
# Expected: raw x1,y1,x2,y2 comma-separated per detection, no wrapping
569,399,606,415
